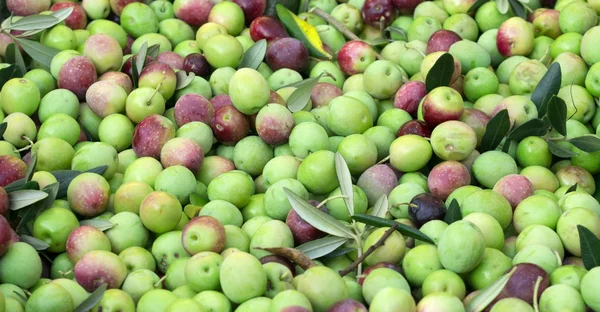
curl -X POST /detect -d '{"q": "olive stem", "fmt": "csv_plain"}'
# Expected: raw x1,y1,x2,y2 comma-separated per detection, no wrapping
146,80,164,106
339,223,399,277
532,275,543,312
309,8,384,60
377,155,390,164
316,195,348,209
154,274,167,288
16,136,34,152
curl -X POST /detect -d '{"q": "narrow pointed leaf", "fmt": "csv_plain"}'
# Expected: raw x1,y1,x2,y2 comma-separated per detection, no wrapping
20,235,49,250
136,41,148,76
0,123,6,138
320,248,354,259
15,38,60,68
75,283,107,312
7,14,59,31
175,71,195,90
25,152,37,182
335,152,354,217
383,26,407,40
425,53,454,93
466,267,517,312
468,0,490,12
51,7,75,23
296,236,349,259
12,291,27,303
15,183,58,233
569,135,600,153
352,214,435,244
4,179,37,192
146,44,160,59
480,109,510,152
239,39,267,69
9,190,49,211
507,118,548,141
370,195,389,218
547,96,567,136
531,63,562,116
508,0,526,18
578,225,600,270
284,188,355,238
79,219,114,231
131,56,139,88
444,199,462,224
547,139,578,158
286,75,321,112
5,43,26,76
496,0,509,14
0,64,20,89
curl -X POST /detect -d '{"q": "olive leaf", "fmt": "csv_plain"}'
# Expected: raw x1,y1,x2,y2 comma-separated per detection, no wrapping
351,214,435,244
136,41,149,75
425,53,455,93
466,266,517,312
20,235,49,250
295,236,349,259
5,14,58,31
546,140,578,158
569,135,600,153
5,43,26,76
506,118,548,142
578,225,600,270
480,109,511,152
0,64,21,89
286,73,327,112
507,0,527,19
0,122,6,137
468,0,490,13
335,152,354,217
444,199,462,224
531,63,562,117
383,26,407,41
265,0,300,17
25,152,37,182
3,179,39,193
75,283,107,312
8,190,49,211
79,219,114,231
547,96,567,136
14,183,58,234
320,247,354,259
146,44,160,59
496,0,509,14
366,195,389,232
15,38,59,68
51,165,108,198
238,39,267,70
175,71,195,90
284,188,355,239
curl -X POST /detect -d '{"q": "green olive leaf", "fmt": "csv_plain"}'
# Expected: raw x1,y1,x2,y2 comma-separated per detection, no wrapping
13,183,58,234
506,118,548,142
6,14,58,31
569,135,600,153
335,152,354,217
146,44,161,59
19,235,49,250
547,96,567,136
0,64,21,90
425,53,454,93
15,38,60,68
79,219,114,231
239,39,267,70
531,62,562,117
444,199,462,224
284,188,355,238
75,283,107,312
25,152,37,182
136,41,148,76
468,0,490,13
466,266,517,312
265,0,300,16
383,26,407,41
50,7,75,24
8,190,49,211
319,247,354,259
351,214,435,244
480,109,511,152
578,225,600,270
366,195,389,232
507,0,527,19
51,166,109,198
496,0,510,14
175,71,195,90
295,236,349,259
0,122,6,138
5,43,26,76
546,139,578,158
286,73,332,112
566,183,578,194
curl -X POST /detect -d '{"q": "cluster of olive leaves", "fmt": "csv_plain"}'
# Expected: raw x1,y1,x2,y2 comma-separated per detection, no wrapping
468,0,531,19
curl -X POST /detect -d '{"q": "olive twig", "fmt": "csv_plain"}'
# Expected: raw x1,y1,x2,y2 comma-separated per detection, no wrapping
339,223,399,277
